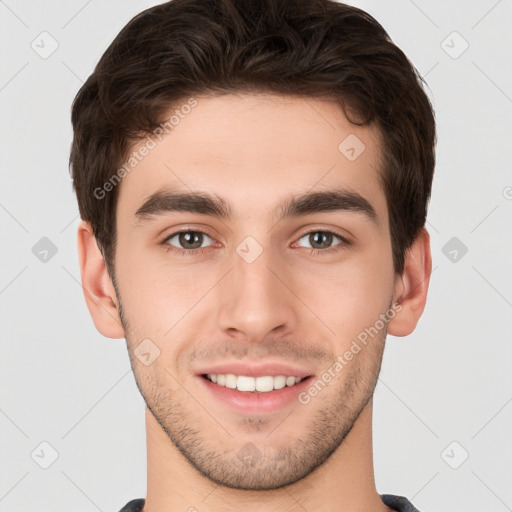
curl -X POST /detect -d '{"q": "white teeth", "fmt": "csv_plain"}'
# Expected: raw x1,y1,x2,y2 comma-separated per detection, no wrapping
225,374,237,389
237,375,256,392
285,376,296,386
273,375,286,389
206,374,305,392
256,376,274,392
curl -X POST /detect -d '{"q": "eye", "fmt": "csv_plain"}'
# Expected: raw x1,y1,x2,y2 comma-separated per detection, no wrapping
163,230,214,255
294,229,349,255
161,228,349,257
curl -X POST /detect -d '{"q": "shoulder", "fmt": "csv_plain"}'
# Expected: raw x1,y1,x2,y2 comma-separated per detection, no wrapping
381,493,421,512
117,498,145,512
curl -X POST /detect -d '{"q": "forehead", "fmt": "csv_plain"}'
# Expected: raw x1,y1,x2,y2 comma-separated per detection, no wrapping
116,93,387,224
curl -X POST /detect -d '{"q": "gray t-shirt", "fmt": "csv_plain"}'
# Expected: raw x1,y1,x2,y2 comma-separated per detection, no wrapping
118,494,420,511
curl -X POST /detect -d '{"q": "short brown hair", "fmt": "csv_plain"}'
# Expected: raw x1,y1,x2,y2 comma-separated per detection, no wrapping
69,0,436,276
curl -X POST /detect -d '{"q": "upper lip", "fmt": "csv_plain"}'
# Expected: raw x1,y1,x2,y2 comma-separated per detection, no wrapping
196,361,314,378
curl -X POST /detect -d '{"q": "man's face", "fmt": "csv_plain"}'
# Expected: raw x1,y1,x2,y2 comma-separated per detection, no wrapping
113,93,398,490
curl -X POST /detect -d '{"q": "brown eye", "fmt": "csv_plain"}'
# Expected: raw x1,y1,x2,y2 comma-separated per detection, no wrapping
309,231,334,249
297,230,346,251
164,230,213,251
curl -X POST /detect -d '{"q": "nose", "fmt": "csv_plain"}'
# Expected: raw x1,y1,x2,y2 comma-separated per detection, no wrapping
215,243,299,342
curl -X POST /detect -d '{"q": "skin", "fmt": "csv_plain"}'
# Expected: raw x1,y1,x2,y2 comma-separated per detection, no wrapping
77,93,431,512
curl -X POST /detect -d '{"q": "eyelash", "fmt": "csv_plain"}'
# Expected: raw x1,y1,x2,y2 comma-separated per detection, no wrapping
161,228,350,257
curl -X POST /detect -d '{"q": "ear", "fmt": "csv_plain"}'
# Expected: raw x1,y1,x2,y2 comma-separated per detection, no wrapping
387,227,432,337
76,220,125,339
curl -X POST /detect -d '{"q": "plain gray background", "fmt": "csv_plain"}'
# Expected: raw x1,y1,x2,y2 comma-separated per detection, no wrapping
1,0,511,511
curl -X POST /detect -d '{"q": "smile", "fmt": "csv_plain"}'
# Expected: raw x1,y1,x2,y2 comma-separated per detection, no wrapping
204,373,306,393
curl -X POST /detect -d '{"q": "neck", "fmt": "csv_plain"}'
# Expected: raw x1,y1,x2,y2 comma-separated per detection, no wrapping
142,399,390,512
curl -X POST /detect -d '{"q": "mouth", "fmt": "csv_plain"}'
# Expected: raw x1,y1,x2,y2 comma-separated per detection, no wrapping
197,371,315,414
200,373,312,393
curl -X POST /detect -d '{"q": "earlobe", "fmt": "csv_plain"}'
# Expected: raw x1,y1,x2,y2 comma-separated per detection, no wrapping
387,228,432,337
76,220,125,339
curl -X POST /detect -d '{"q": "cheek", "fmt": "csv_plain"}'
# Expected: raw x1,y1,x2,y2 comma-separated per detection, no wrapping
305,277,386,341
292,249,394,341
118,258,210,338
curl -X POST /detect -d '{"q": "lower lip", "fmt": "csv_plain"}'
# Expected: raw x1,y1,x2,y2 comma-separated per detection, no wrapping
198,375,313,414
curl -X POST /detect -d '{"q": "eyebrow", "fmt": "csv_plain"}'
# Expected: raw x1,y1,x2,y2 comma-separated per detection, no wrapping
134,188,378,225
